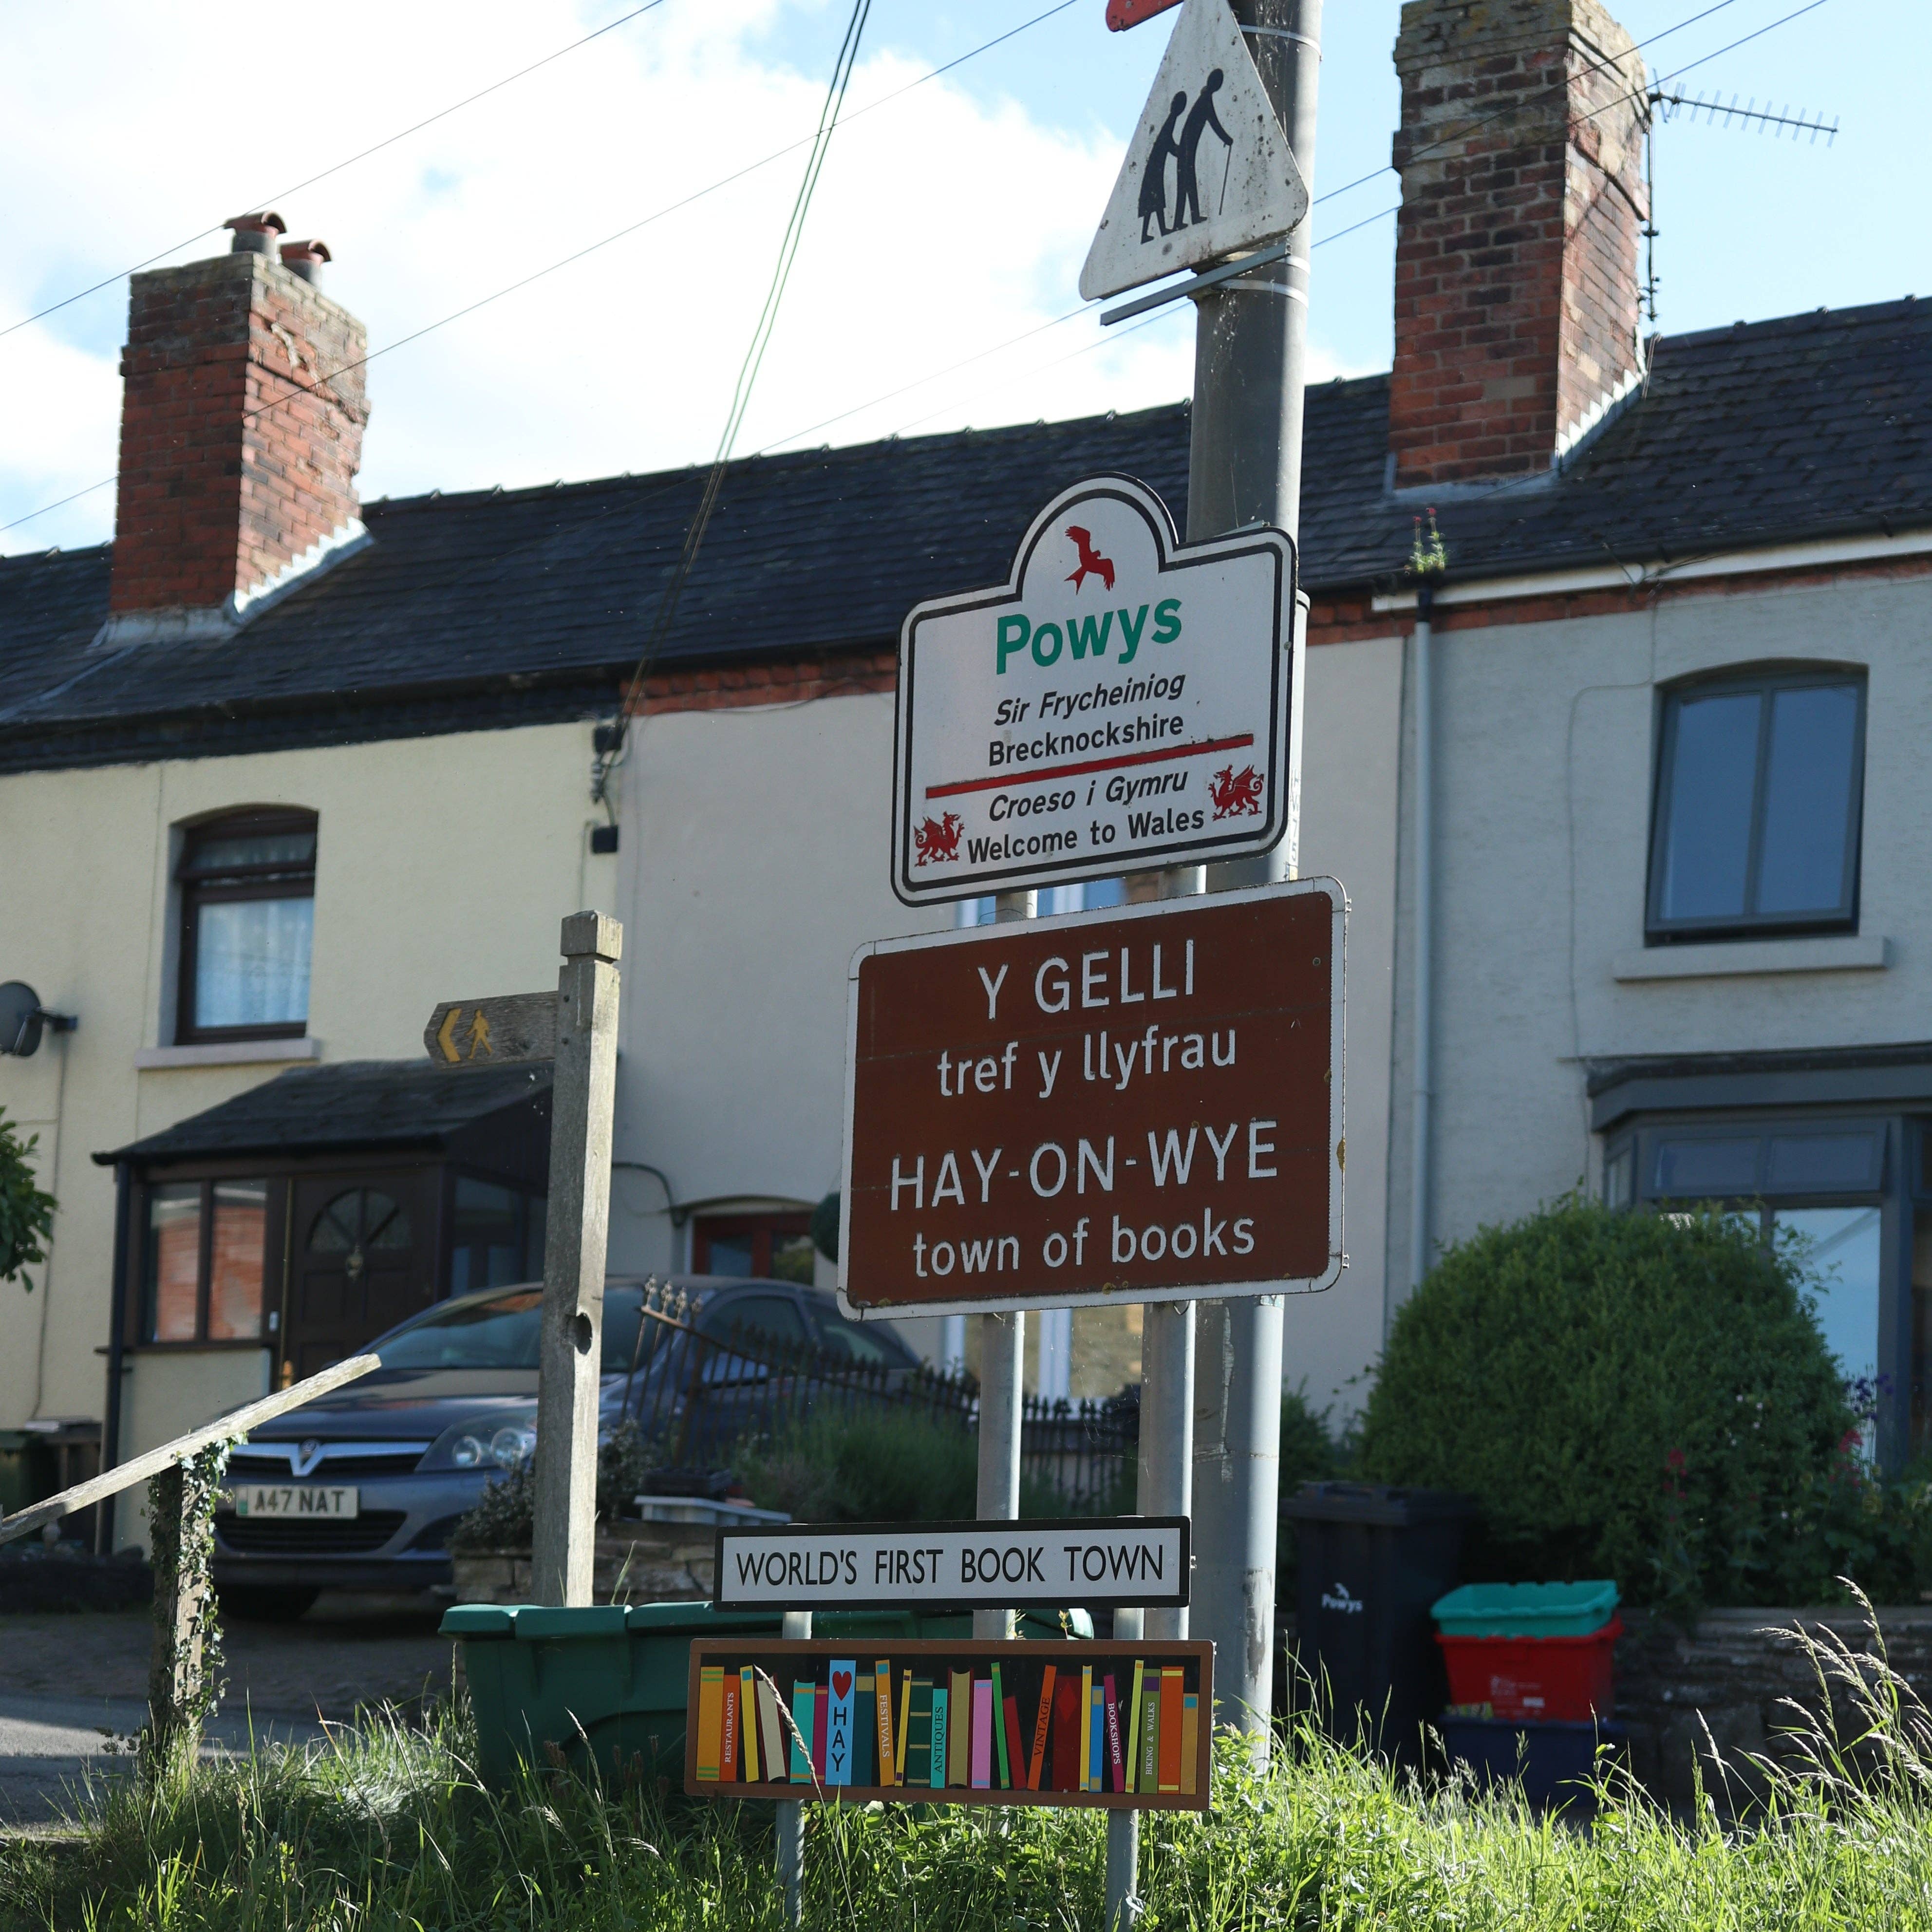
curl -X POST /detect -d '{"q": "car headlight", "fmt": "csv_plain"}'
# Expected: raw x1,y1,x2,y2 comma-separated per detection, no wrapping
490,1426,536,1469
451,1435,487,1468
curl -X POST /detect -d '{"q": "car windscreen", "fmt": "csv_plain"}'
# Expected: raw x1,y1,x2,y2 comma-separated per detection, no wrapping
379,1285,652,1374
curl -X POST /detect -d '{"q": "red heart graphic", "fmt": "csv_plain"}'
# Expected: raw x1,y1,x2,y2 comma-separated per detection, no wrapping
832,1670,853,1700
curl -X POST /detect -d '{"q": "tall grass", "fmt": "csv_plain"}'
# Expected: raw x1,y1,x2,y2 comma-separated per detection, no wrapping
6,1603,1931,1930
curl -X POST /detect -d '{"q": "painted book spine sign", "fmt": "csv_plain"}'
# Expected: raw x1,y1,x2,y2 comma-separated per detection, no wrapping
758,1676,787,1782
930,1684,950,1791
688,1643,1211,1810
876,1658,897,1788
827,1659,856,1787
697,1667,724,1782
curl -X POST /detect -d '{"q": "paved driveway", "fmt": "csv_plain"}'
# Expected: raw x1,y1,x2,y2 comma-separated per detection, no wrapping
0,1594,452,1827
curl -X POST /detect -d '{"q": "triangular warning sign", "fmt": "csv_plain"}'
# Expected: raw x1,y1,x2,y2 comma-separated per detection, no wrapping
1079,0,1310,302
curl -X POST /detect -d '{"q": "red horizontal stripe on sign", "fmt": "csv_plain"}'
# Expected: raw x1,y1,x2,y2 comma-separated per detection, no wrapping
926,734,1256,801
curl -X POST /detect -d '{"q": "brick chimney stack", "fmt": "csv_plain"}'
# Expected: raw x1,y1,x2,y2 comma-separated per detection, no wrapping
1388,0,1649,489
104,215,370,640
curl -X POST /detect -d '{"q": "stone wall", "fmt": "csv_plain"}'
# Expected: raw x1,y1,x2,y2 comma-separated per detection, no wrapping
452,1520,714,1608
1614,1603,1932,1807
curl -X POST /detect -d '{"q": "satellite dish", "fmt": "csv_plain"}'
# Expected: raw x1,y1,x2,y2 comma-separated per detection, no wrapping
0,983,45,1057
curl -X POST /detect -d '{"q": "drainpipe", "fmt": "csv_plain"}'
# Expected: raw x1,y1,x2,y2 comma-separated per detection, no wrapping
1407,582,1436,1295
97,1160,132,1554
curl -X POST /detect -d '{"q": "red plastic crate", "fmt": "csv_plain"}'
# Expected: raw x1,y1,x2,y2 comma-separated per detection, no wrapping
1436,1617,1623,1721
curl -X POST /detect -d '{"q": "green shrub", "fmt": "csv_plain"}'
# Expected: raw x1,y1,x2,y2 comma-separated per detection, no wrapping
735,1407,1080,1522
1281,1383,1343,1489
449,1420,657,1552
0,1107,54,1291
1356,1198,1856,1614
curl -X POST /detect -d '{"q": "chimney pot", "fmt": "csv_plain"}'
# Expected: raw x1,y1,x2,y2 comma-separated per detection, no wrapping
279,240,332,287
225,211,287,256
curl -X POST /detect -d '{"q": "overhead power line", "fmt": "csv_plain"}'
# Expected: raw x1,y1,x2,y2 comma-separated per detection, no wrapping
1313,0,1755,211
613,0,873,733
0,0,672,343
0,0,1078,541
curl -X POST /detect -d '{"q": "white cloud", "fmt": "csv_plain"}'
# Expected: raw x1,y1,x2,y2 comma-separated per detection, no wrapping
0,2,1372,558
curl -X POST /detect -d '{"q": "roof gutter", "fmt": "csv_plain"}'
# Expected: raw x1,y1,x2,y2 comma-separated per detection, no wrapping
1369,525,1932,612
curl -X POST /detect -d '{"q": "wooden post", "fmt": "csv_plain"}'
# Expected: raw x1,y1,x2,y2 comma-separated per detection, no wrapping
145,1455,217,1774
531,910,623,1607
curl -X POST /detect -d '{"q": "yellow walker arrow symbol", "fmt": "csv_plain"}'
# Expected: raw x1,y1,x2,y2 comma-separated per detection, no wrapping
422,993,558,1067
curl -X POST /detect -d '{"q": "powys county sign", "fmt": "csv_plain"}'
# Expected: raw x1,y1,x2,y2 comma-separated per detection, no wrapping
890,475,1296,906
841,879,1342,1318
714,1517,1190,1613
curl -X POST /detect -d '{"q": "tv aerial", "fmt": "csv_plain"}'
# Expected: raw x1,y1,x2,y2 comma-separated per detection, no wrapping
1641,87,1842,327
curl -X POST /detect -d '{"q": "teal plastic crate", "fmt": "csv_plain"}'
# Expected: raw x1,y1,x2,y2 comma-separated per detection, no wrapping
1430,1580,1619,1639
445,1600,1092,1787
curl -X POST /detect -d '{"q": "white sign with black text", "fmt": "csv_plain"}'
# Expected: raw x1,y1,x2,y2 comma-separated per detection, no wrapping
891,475,1295,905
1079,0,1310,302
713,1516,1191,1611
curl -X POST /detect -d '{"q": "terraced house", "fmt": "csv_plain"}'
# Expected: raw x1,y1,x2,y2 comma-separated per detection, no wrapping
2,0,1930,1562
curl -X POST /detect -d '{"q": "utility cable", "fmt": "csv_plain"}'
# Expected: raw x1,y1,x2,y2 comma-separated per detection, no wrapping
613,0,872,731
875,199,1403,443
1312,0,1754,211
0,0,672,343
0,0,1076,542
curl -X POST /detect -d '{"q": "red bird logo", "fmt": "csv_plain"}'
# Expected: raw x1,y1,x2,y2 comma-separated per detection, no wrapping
1208,765,1264,819
914,813,964,864
1065,525,1115,594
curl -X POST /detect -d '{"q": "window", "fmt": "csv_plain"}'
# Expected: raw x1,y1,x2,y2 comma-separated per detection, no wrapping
1647,672,1864,941
692,1212,816,1283
808,1302,917,1367
141,1179,269,1343
177,810,318,1041
697,1291,811,1349
448,1178,546,1294
309,1187,411,1261
377,1282,655,1375
958,879,1125,924
1606,1116,1889,1451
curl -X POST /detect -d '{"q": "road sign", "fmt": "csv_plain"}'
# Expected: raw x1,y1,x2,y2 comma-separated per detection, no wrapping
1106,0,1182,28
891,475,1295,907
686,1638,1214,1810
714,1517,1190,1613
1079,0,1310,302
840,878,1342,1318
422,991,556,1066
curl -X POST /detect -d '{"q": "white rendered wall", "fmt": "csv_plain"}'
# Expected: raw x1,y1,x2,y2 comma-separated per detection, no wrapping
0,722,616,1482
1384,571,1932,1310
608,691,952,1283
1284,633,1405,1421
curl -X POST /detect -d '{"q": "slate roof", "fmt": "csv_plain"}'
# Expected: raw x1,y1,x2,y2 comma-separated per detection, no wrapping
6,296,1929,775
94,1060,552,1164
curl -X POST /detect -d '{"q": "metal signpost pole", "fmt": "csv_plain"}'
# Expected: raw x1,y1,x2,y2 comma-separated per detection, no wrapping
530,912,623,1607
1190,0,1322,1754
977,887,1034,1641
776,1607,811,1926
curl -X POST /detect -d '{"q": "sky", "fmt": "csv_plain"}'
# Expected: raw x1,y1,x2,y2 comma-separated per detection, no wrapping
0,0,1921,556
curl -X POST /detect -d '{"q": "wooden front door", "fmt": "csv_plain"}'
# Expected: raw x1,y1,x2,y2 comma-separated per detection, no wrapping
285,1174,435,1380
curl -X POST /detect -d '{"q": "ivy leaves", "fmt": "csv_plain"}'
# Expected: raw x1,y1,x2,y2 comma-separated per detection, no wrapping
0,1108,55,1292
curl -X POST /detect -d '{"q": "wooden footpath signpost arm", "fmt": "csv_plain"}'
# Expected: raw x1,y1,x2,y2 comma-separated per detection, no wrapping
531,911,623,1607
